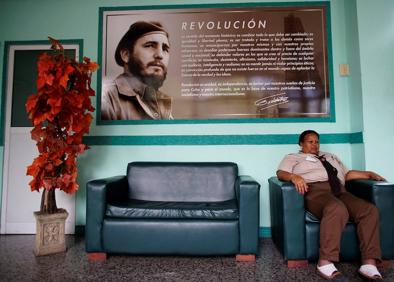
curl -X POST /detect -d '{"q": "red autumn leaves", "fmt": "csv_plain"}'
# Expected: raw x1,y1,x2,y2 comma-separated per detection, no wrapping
26,38,98,194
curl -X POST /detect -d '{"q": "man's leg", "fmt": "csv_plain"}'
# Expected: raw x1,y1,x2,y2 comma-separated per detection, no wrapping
305,182,349,262
339,192,382,262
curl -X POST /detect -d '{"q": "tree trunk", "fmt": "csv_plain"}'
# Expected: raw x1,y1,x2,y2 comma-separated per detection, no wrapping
40,189,58,214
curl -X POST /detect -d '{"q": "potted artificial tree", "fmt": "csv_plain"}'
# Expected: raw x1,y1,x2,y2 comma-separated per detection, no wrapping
25,37,98,256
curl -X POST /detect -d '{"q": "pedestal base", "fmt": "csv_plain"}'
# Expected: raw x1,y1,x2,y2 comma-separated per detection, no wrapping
34,209,68,256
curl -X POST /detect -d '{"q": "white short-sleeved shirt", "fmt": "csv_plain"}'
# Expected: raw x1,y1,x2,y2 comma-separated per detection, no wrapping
277,151,349,185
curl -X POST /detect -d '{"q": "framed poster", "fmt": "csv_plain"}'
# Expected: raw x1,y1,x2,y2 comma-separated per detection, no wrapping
98,2,334,124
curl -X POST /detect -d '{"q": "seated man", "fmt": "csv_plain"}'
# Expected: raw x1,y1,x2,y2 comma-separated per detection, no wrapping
276,130,385,281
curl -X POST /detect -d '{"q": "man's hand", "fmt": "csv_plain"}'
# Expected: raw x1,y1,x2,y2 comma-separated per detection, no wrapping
368,171,386,181
277,170,309,195
290,174,309,195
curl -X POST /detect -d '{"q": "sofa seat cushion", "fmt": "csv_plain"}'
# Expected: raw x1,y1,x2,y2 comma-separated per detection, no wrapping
305,211,320,223
106,199,239,219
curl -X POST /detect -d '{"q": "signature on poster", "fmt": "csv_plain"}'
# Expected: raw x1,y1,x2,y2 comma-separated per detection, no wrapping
254,93,289,111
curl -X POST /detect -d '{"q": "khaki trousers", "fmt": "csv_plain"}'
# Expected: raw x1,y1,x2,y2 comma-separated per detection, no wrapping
305,182,382,262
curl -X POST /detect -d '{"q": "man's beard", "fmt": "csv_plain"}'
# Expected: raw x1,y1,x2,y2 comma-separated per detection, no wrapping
128,57,167,90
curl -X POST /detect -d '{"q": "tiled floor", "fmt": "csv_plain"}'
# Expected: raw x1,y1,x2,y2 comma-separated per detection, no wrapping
0,235,392,282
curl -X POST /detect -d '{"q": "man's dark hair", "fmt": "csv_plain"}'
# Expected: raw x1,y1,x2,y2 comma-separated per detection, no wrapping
115,21,169,66
298,130,320,145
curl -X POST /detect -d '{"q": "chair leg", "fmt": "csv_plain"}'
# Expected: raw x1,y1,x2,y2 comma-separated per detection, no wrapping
287,260,308,268
87,252,107,261
236,254,256,262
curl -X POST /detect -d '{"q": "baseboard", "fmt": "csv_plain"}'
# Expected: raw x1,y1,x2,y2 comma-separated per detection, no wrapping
259,227,271,238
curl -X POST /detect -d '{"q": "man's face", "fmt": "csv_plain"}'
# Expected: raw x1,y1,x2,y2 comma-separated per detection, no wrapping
300,133,320,155
128,32,170,89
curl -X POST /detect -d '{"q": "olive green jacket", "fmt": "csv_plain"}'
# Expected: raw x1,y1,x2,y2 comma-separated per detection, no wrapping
101,73,173,120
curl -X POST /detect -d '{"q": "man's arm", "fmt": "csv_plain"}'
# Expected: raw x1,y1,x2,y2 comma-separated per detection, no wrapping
277,170,309,195
345,170,386,181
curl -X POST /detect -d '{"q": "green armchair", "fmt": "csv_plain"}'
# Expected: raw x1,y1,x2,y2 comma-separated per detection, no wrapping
268,177,394,267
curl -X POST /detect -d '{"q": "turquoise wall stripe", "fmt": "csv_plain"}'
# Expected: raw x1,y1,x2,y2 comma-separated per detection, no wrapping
260,227,271,238
349,132,363,143
83,132,363,146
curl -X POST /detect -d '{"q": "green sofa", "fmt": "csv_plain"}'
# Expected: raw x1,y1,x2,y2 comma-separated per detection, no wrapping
86,162,260,261
268,177,394,267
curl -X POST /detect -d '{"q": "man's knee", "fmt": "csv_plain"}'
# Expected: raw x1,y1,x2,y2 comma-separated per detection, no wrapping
323,201,349,222
364,203,379,220
351,202,379,225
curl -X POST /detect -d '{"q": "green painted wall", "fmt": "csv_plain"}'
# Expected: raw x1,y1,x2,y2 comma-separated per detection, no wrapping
1,0,392,229
343,0,365,170
357,0,394,179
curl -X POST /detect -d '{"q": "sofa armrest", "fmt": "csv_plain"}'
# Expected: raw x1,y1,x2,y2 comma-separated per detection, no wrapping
85,175,128,252
268,176,306,260
346,179,394,259
236,175,260,254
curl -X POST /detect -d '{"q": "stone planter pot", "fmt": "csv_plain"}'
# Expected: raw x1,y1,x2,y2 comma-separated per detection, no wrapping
34,208,68,256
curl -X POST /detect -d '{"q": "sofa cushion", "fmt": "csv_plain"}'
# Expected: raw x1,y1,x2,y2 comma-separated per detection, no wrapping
305,211,320,223
126,162,238,202
106,199,239,219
